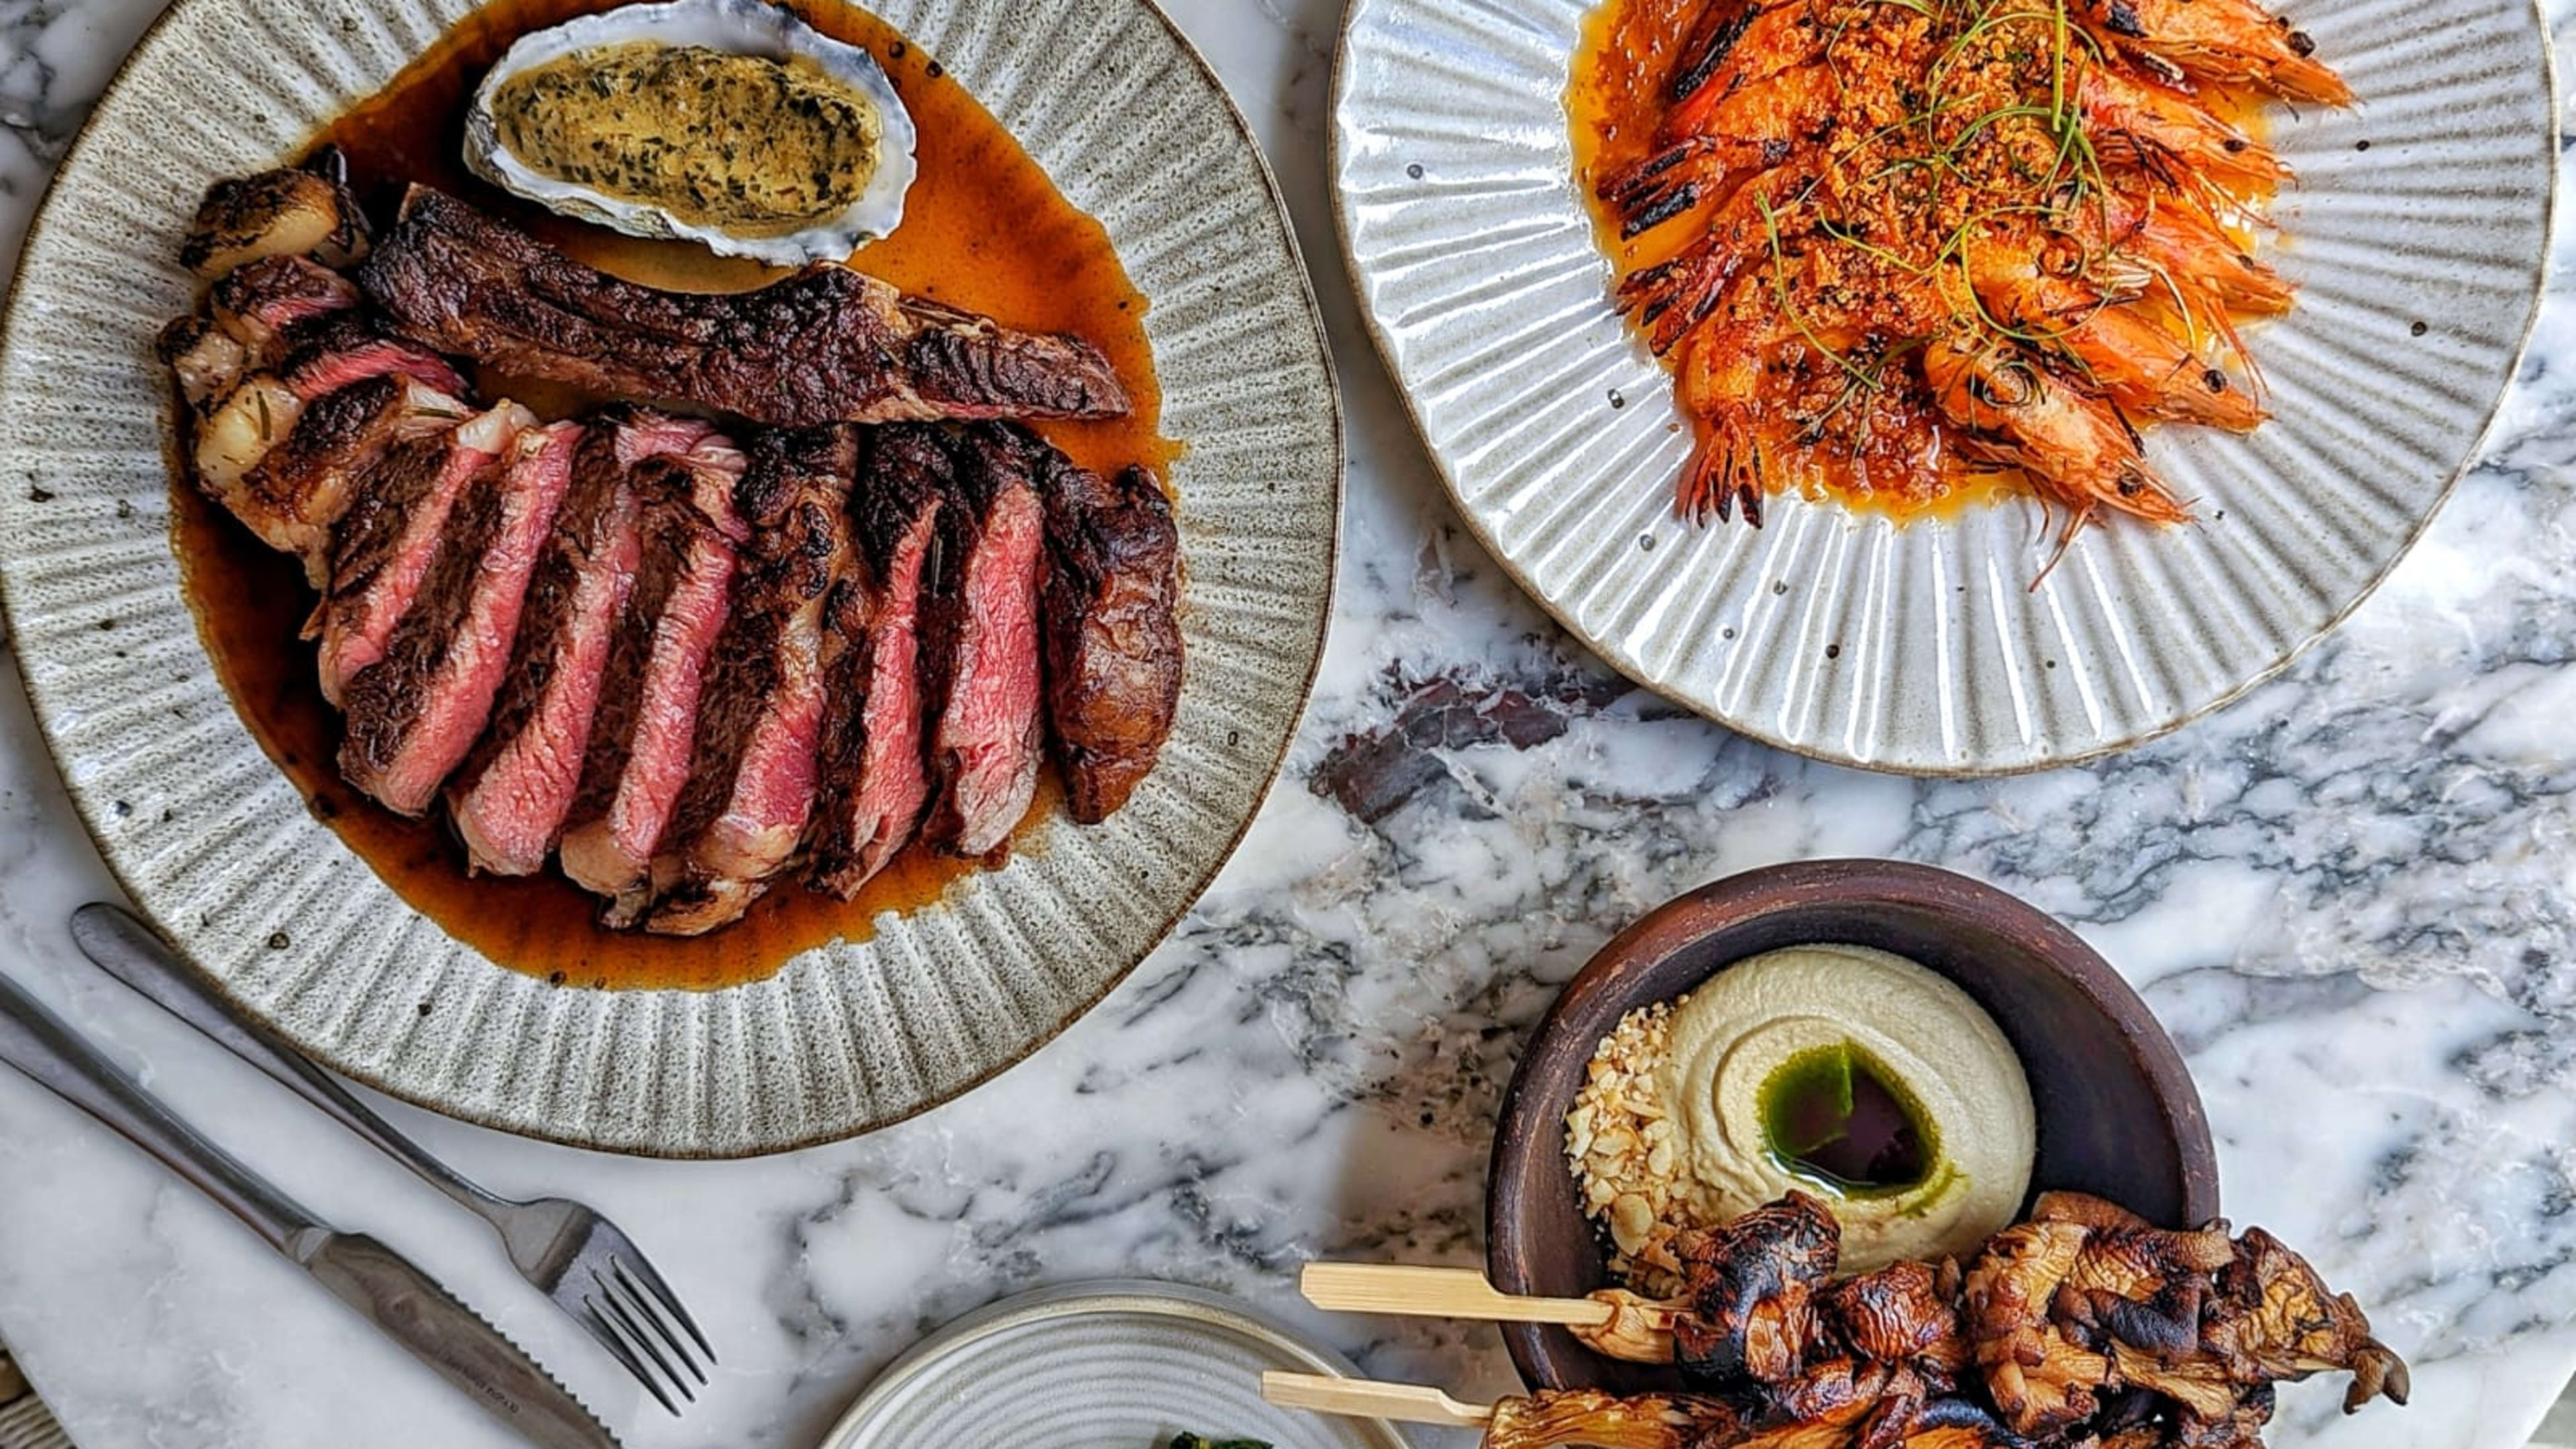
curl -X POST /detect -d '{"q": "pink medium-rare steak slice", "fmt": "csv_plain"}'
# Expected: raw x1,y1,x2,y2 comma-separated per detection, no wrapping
1037,453,1183,822
647,427,856,935
339,413,572,815
557,423,749,924
445,413,704,876
259,378,472,577
313,401,523,704
164,256,468,587
922,422,1048,859
356,186,1132,429
276,315,467,402
807,425,947,897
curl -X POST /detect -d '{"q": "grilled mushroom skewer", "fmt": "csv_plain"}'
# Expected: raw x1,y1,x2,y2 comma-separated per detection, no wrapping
1299,1263,1679,1363
1295,1191,2410,1448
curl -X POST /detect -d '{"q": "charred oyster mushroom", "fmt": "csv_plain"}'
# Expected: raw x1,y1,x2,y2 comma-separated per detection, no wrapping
1483,1389,1748,1449
1963,1220,2114,1436
1672,1190,1842,1384
2200,1228,2411,1411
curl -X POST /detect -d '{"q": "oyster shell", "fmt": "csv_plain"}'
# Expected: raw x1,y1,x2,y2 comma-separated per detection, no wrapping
462,0,918,266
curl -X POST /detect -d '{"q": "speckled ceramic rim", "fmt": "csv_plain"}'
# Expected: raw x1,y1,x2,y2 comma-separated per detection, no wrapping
817,1279,1411,1449
0,0,1342,1156
1484,859,2222,1390
1329,0,2558,777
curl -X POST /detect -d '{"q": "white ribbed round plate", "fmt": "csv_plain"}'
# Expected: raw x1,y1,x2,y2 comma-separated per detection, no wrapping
0,0,1339,1154
821,1281,1409,1449
1333,0,2553,773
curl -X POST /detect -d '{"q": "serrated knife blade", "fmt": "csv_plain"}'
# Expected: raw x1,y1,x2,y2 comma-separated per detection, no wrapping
0,965,622,1448
298,1231,625,1448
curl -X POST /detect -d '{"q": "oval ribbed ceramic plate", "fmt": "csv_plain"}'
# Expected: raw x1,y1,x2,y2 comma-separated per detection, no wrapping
0,0,1339,1154
821,1281,1409,1449
1333,0,2553,773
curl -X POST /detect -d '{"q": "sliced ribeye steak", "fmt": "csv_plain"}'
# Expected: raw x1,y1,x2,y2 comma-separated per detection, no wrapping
922,422,1049,859
556,418,749,925
648,426,855,936
1038,455,1183,822
356,187,1131,429
339,406,562,816
808,423,948,897
313,402,521,704
445,419,651,876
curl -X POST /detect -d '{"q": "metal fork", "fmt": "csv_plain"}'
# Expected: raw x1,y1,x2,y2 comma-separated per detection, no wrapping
69,902,714,1415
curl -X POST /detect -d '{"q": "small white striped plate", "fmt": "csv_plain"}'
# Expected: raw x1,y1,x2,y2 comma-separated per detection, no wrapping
0,0,1339,1155
1332,0,2554,773
820,1281,1409,1449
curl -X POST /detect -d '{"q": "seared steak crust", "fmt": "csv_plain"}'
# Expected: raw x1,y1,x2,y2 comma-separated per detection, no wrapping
205,254,361,347
808,424,948,896
198,372,464,580
160,255,363,409
647,426,855,935
1038,458,1183,822
922,422,1049,859
356,187,1131,429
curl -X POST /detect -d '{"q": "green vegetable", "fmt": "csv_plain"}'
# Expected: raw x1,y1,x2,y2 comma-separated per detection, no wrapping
1171,1434,1272,1449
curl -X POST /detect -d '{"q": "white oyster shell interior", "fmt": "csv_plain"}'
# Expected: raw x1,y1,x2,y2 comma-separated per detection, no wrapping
463,0,918,266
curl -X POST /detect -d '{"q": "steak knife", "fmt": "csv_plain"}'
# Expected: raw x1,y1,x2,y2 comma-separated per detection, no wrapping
0,965,622,1449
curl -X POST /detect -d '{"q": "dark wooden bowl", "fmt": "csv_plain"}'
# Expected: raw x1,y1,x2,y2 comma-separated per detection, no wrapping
1486,859,2219,1393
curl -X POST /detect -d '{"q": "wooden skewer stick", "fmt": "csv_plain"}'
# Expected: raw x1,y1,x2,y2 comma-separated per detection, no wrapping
1260,1371,1495,1428
1299,1263,1618,1327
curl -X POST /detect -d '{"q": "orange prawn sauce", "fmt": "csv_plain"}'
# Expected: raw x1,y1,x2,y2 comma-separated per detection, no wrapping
1566,0,2285,524
173,0,1167,991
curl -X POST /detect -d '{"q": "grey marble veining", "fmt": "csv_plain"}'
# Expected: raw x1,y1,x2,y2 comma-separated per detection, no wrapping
0,0,2572,1445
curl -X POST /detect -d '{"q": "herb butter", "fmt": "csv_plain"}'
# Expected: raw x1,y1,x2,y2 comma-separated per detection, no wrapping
490,43,881,237
462,0,919,266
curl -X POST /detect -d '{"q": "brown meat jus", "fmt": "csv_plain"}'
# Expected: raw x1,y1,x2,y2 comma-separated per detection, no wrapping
356,187,1132,429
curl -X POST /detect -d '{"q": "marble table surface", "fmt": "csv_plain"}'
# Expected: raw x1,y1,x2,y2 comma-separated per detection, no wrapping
2,0,2575,1445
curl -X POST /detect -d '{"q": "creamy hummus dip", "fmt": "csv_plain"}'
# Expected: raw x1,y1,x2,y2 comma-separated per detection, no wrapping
1660,943,2035,1272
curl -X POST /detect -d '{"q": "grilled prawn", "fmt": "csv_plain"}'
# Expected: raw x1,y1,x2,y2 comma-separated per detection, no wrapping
1577,0,2348,541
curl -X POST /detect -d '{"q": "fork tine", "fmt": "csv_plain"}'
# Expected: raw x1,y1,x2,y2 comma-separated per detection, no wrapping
614,1248,715,1366
610,1259,706,1384
584,1299,682,1417
593,1269,696,1405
